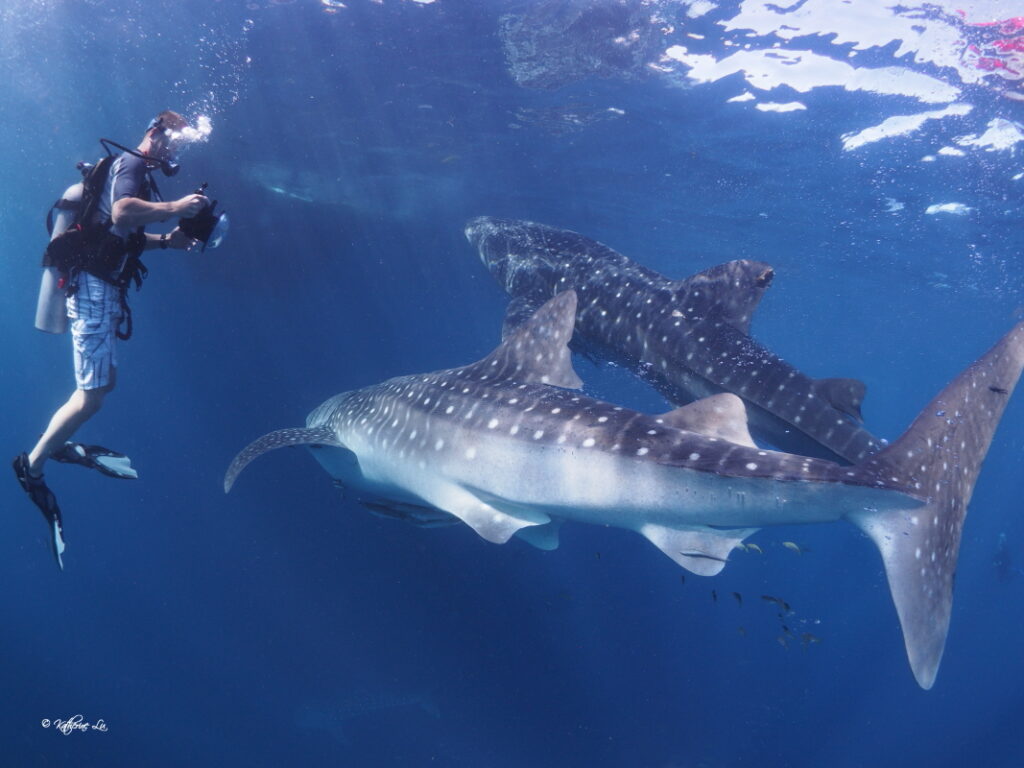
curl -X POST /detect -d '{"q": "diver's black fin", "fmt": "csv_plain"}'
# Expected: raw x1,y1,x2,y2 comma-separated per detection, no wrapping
51,442,138,480
13,453,66,570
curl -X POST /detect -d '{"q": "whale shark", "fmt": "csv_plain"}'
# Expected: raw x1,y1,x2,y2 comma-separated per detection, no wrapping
465,217,884,464
225,291,1024,689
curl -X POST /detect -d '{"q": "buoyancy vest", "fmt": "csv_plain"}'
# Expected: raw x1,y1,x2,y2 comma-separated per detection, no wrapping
43,154,150,292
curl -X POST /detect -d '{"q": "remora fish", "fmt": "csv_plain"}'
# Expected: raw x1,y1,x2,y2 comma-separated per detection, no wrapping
225,291,1024,689
465,217,883,464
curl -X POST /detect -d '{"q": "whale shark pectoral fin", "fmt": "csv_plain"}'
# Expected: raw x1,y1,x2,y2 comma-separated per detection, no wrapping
639,524,759,576
500,296,543,340
224,425,342,493
814,377,867,422
418,483,549,544
515,518,563,550
671,260,774,333
467,290,583,390
658,394,757,448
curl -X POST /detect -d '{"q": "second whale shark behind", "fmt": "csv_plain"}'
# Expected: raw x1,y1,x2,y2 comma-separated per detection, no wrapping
466,217,883,464
225,291,1024,689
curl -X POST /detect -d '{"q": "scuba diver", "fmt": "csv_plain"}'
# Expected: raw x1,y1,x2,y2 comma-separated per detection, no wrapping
13,110,225,569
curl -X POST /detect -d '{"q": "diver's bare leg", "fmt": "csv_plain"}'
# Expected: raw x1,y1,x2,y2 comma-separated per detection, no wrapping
28,370,115,475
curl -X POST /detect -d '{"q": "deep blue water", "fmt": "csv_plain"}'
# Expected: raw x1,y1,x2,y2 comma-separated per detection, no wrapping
2,1,1023,766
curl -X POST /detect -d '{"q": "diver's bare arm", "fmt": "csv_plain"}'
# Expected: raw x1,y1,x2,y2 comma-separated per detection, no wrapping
111,194,207,229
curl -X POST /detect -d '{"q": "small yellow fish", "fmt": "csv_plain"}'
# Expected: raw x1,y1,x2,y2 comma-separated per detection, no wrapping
746,543,763,554
782,541,805,554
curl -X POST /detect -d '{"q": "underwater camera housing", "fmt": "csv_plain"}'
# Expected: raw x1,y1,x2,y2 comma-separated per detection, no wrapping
178,183,228,251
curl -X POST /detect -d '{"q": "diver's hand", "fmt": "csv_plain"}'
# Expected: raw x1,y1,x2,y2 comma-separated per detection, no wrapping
173,194,208,218
168,227,199,251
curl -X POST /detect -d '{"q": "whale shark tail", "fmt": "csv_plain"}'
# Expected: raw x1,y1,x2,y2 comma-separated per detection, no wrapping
224,425,343,493
849,321,1024,688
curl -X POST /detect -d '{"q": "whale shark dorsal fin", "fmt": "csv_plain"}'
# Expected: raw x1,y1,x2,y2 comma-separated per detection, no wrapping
639,524,759,576
658,393,757,448
670,260,774,334
814,377,866,422
470,290,583,390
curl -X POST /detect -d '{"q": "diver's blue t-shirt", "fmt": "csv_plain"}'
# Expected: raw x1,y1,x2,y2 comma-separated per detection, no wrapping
98,152,153,238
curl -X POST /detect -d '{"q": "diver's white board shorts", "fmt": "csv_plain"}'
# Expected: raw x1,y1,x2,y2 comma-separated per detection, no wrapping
67,273,121,390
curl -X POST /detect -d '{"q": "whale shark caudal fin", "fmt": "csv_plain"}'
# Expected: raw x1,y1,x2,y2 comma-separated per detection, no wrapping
224,425,344,493
849,321,1024,689
468,289,583,390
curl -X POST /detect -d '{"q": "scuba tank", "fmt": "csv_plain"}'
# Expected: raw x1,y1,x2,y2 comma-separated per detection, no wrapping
35,153,116,334
34,181,82,334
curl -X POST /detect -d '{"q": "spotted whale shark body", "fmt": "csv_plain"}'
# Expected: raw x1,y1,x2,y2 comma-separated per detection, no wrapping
465,216,884,464
225,291,1024,689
